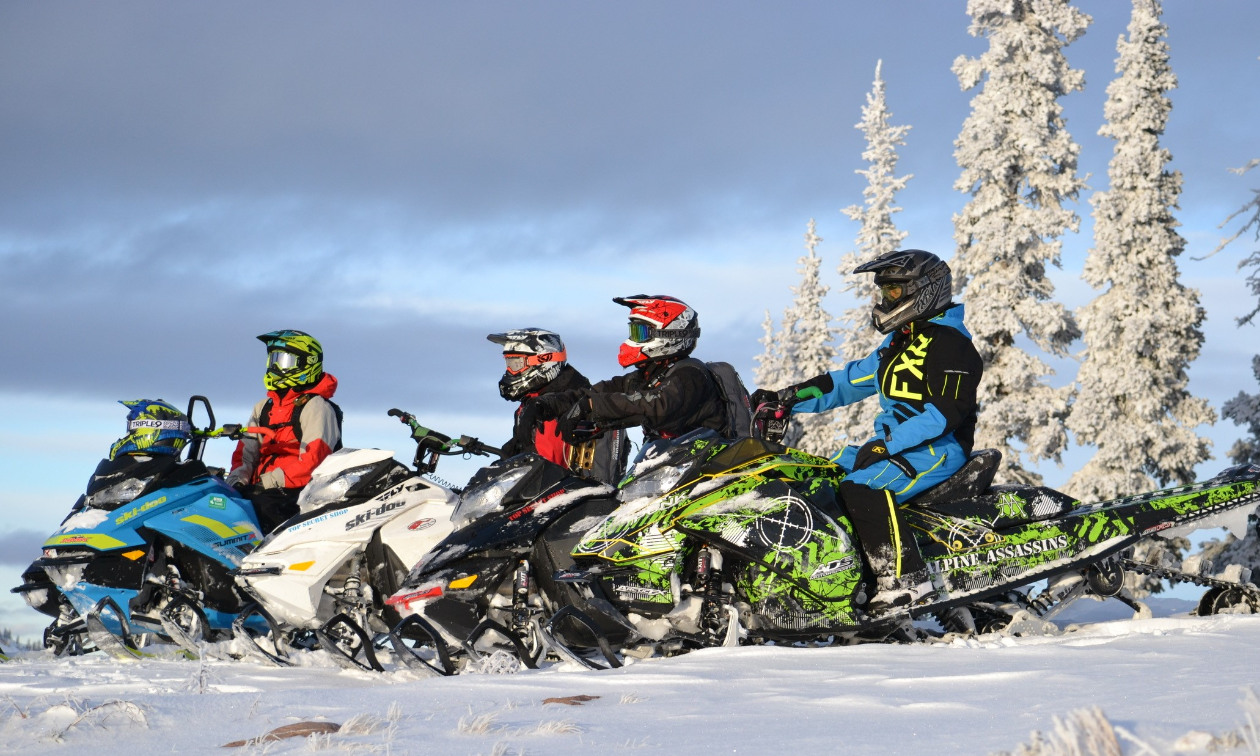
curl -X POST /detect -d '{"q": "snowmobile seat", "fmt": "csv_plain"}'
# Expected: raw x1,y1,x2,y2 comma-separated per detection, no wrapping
904,449,1002,509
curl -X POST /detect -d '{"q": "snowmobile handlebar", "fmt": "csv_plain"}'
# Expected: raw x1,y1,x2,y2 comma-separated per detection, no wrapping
387,408,504,460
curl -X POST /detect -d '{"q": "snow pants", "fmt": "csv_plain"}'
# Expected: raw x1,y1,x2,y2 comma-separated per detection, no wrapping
832,438,965,579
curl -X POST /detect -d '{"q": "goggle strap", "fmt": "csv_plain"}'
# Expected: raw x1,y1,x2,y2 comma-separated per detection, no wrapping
128,418,192,433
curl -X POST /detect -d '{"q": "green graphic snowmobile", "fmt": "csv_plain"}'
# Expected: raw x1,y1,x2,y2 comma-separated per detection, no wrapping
553,429,1260,648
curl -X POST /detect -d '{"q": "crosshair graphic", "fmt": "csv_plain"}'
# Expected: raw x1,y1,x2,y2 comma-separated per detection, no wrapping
755,494,815,549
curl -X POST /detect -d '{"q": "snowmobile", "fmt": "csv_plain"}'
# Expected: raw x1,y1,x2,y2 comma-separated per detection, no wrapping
392,426,1260,668
230,409,500,671
382,449,620,674
11,397,267,660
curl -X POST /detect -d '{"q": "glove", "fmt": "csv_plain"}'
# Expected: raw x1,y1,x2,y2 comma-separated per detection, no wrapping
259,468,287,490
556,400,597,443
853,439,917,478
530,390,583,421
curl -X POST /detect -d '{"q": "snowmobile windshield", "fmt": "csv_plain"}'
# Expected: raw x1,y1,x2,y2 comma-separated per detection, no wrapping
297,460,396,513
618,428,717,502
452,466,531,527
83,454,179,511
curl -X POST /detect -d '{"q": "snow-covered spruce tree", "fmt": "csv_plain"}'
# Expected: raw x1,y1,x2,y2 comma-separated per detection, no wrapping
951,0,1088,485
754,220,837,456
1065,0,1214,504
1219,160,1260,466
1184,160,1260,585
834,60,913,448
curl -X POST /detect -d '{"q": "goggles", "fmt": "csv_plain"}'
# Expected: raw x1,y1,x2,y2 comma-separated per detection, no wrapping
628,321,654,343
267,350,302,370
878,282,905,305
127,418,191,433
504,351,566,375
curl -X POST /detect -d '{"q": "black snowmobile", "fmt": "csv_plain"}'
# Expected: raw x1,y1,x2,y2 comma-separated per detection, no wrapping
383,450,624,674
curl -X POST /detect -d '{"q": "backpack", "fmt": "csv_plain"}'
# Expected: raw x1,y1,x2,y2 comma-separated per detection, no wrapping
697,361,753,439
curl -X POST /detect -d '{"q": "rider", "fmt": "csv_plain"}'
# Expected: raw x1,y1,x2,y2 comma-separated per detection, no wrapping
227,330,341,534
531,295,726,444
752,250,983,615
490,327,627,484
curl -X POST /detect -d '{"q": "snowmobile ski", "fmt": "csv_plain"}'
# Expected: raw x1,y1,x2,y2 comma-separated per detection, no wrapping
387,615,454,676
231,602,294,667
314,613,383,672
84,597,149,662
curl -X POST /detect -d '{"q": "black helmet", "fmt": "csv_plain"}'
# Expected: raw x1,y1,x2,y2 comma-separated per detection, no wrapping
487,328,567,401
853,250,952,334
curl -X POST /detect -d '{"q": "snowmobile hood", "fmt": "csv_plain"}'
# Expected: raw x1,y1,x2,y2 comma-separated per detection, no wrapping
309,447,395,479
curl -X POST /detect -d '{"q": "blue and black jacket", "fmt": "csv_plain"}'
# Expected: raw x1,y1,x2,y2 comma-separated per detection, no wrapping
792,304,983,457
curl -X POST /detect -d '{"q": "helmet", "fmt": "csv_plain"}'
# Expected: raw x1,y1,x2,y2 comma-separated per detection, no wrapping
853,250,953,334
258,330,324,391
487,328,567,401
613,295,700,368
108,399,192,460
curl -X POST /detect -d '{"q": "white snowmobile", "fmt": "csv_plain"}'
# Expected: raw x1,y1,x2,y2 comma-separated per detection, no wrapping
231,409,501,670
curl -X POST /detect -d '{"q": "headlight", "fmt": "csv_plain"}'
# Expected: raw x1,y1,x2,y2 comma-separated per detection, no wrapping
87,476,153,510
297,463,379,512
452,467,530,527
619,464,688,503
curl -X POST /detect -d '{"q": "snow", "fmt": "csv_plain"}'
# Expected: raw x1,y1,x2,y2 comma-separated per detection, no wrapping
56,508,109,532
2,603,1259,755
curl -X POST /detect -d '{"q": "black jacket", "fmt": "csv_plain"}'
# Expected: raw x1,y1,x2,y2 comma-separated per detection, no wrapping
504,364,628,485
588,358,726,441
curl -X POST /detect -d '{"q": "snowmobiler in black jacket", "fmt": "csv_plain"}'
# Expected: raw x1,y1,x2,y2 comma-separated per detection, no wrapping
489,328,627,485
531,296,726,442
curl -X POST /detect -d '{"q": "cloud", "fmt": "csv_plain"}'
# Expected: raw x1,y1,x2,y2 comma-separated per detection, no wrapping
0,531,45,567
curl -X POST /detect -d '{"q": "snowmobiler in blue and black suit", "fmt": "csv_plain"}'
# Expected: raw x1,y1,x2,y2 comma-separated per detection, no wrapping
752,250,983,615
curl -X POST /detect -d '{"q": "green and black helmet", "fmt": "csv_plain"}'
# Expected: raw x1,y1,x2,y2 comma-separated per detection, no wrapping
259,329,324,391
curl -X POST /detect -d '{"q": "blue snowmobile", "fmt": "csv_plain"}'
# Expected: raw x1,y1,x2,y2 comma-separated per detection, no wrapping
12,397,266,659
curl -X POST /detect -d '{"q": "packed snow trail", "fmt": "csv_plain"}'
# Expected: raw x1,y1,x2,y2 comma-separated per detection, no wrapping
1,604,1258,755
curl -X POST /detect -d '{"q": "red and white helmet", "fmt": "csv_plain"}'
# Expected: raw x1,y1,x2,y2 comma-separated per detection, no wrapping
613,295,701,368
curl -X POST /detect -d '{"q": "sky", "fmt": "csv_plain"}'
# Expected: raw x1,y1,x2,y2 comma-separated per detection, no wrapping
1,1,1258,640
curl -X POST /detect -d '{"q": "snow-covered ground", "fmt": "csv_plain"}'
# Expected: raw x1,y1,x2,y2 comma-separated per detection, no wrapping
1,599,1258,755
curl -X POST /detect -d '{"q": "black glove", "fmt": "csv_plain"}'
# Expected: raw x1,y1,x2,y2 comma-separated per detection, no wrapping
530,390,583,421
556,400,597,443
853,439,917,478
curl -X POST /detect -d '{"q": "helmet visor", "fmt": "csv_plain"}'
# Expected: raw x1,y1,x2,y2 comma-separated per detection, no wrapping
628,321,653,343
267,350,301,370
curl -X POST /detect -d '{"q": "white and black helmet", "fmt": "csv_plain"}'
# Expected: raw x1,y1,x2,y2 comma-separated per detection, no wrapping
853,249,953,334
487,328,567,401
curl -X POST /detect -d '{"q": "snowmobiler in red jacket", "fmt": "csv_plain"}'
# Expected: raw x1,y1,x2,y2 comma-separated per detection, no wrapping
490,328,627,484
752,250,983,615
531,296,726,443
227,330,341,533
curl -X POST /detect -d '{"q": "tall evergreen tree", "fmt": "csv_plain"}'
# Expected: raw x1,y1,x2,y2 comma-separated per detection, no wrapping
1219,159,1260,466
753,220,837,456
951,0,1089,484
1065,0,1214,502
834,60,912,448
